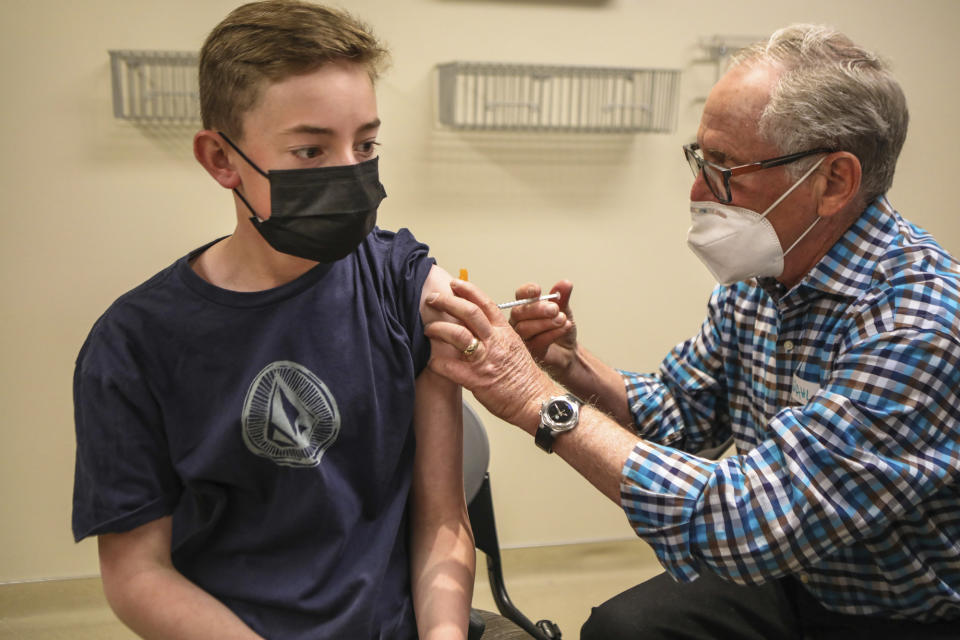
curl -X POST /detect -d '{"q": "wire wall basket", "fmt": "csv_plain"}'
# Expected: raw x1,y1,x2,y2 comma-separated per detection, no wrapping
109,50,200,122
437,61,681,133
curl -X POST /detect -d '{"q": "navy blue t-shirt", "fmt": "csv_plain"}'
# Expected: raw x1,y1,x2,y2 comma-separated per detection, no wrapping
73,228,434,639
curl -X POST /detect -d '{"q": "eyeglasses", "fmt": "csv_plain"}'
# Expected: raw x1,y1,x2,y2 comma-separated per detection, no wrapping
683,142,833,204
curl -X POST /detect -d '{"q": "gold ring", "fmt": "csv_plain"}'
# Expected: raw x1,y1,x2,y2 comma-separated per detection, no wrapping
462,337,480,357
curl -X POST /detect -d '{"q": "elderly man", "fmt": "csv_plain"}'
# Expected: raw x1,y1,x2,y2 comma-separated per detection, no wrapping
425,24,960,639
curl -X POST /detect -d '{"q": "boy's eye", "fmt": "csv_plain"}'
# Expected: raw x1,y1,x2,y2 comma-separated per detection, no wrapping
357,141,380,155
293,147,320,159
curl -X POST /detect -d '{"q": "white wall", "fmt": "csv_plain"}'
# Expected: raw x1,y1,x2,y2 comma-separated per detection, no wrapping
2,0,957,581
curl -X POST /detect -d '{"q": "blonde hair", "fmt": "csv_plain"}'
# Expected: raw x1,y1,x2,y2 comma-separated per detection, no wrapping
199,0,390,138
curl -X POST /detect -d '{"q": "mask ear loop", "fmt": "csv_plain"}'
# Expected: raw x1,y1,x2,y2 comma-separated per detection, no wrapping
771,156,828,257
218,132,269,178
782,213,820,256
218,131,269,223
758,155,828,219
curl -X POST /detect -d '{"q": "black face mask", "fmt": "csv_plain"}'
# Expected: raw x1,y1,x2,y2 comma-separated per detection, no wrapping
220,132,386,263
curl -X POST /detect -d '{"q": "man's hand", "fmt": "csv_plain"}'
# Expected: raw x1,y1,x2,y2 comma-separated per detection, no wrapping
508,280,578,381
428,279,642,505
425,279,560,432
508,280,631,425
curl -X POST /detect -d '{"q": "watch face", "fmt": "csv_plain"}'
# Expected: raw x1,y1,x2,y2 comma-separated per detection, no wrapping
547,400,574,423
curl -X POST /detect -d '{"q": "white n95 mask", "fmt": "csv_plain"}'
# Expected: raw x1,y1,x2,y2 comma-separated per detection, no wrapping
686,156,826,286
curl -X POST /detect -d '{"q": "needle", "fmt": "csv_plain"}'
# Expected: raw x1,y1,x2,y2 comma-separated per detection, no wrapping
496,293,561,309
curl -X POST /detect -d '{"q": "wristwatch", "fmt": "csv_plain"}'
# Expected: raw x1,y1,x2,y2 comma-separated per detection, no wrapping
535,394,582,453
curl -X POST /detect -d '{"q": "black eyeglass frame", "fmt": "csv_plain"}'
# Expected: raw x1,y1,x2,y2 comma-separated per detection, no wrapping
682,142,834,204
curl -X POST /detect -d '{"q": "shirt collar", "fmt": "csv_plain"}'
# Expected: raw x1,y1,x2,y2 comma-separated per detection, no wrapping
783,196,897,301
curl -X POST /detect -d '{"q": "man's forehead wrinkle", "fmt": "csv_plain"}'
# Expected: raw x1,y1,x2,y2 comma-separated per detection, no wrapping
697,62,782,166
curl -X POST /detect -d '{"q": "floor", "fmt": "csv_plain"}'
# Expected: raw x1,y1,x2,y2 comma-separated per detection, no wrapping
472,538,663,636
0,539,662,639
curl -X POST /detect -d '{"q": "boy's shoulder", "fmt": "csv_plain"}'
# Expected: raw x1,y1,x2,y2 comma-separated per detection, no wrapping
361,226,434,280
366,226,425,252
77,257,186,364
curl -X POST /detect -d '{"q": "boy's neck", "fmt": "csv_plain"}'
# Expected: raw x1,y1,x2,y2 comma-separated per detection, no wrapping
190,221,318,292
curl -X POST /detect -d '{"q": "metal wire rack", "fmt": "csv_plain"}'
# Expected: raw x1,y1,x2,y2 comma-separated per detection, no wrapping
109,50,200,122
436,61,680,133
697,35,763,82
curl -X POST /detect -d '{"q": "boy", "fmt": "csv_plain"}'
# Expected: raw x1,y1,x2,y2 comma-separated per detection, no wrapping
72,2,474,638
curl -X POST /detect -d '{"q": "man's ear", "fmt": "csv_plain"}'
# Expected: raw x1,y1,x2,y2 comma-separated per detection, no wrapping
816,151,862,217
193,130,240,189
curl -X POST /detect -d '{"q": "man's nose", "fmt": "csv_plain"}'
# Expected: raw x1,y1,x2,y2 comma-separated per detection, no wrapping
689,169,716,202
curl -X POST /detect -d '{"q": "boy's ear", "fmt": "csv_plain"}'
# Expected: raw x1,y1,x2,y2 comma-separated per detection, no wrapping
193,130,240,189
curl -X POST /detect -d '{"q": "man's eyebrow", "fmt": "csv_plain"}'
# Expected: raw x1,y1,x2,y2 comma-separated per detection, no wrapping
282,119,382,136
704,147,742,166
702,146,726,163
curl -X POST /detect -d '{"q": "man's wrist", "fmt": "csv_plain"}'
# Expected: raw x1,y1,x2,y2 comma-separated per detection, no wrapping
518,384,567,435
535,393,583,454
548,345,582,389
557,346,594,396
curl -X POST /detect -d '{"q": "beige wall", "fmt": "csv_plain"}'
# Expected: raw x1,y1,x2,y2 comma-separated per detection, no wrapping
2,0,957,582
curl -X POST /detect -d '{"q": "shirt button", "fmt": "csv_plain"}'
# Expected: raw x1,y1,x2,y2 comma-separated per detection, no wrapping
799,573,809,584
783,340,795,352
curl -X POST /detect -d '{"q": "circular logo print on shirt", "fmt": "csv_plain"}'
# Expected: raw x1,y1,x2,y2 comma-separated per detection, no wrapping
242,361,340,467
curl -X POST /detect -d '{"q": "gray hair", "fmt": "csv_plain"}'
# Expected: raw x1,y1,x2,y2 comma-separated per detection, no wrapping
729,24,908,203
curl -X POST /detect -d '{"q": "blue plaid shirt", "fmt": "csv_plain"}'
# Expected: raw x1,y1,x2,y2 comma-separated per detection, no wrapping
620,197,960,622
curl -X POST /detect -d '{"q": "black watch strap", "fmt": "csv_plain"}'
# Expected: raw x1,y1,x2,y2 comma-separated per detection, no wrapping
535,423,558,453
